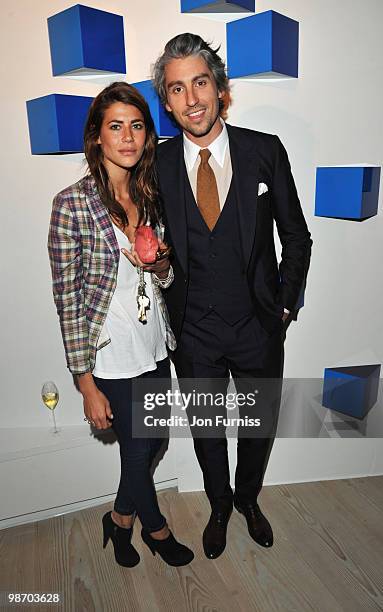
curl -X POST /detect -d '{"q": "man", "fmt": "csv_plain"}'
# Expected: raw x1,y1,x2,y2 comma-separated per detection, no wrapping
152,33,312,559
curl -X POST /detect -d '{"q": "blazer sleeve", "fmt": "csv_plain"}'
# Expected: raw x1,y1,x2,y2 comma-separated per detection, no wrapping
270,136,312,315
48,193,91,374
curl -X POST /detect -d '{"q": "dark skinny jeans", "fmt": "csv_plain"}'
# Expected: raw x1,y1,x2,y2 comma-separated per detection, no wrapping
94,357,170,532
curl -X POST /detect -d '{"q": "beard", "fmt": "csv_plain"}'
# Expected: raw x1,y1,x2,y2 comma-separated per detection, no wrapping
180,105,220,139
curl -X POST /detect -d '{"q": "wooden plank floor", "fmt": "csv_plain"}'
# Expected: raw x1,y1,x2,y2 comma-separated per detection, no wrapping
1,477,382,612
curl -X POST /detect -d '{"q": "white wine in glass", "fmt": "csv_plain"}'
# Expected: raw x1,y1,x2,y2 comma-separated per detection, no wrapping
41,381,59,433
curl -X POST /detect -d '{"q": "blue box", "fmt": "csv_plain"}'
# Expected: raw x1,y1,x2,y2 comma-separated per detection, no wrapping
322,364,381,419
315,167,381,220
227,10,299,78
48,4,126,76
26,94,93,154
181,0,254,12
133,81,180,139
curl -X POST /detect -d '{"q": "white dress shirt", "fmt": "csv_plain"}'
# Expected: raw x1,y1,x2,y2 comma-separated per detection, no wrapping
183,119,232,210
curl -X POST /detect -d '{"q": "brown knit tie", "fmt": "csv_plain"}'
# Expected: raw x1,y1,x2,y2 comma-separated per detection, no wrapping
196,149,220,230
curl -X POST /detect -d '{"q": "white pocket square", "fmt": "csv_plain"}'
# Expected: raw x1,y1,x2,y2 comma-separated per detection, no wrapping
258,182,269,196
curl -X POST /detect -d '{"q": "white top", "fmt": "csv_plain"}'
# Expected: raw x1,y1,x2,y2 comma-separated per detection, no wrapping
93,224,167,379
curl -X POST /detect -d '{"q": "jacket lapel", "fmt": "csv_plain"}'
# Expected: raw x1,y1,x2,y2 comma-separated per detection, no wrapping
159,138,188,276
84,176,120,263
227,124,260,268
159,125,260,274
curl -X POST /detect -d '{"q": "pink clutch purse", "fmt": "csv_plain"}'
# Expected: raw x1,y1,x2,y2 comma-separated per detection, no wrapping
134,226,159,264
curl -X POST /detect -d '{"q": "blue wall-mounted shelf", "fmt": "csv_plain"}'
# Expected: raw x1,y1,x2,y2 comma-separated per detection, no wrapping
48,4,126,76
26,94,93,154
132,80,180,139
227,10,299,79
181,0,254,12
322,364,381,420
315,166,381,220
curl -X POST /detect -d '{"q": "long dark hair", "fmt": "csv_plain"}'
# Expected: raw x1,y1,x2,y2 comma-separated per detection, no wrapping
84,82,160,228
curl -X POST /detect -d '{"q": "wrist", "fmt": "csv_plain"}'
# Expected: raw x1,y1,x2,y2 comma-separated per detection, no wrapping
153,265,174,288
77,372,97,396
155,268,170,279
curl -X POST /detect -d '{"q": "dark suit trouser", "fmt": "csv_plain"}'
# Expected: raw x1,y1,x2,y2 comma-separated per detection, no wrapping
173,311,285,512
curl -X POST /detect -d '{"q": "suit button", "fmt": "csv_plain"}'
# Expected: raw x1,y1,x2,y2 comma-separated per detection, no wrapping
208,304,213,309
210,253,216,258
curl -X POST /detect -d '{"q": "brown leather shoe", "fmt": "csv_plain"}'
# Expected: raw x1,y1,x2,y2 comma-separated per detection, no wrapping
234,502,273,548
202,508,232,559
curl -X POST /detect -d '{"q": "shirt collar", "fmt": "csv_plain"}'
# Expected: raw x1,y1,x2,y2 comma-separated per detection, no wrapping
183,118,229,171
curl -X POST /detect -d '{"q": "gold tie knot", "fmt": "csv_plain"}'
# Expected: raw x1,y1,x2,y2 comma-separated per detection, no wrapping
199,148,211,165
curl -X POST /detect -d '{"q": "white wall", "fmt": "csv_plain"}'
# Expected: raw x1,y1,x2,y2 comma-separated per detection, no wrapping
1,0,382,526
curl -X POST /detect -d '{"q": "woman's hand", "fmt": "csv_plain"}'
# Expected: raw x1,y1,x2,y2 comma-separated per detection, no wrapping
78,373,113,429
121,241,145,268
121,239,171,278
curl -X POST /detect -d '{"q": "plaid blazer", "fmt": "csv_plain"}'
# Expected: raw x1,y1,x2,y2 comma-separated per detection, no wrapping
48,174,176,375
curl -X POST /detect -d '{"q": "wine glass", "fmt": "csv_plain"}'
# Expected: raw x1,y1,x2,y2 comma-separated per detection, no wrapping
41,381,59,434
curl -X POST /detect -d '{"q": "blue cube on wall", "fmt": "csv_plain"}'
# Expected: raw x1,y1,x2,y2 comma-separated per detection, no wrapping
315,166,381,220
48,4,126,76
133,80,180,139
26,94,93,154
322,364,381,420
227,10,299,79
181,0,255,12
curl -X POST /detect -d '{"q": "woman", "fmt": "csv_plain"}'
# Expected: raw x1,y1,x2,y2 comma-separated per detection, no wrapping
48,82,193,568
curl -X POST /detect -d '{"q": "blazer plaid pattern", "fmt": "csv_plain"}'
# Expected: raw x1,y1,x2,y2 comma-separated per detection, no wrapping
48,174,176,375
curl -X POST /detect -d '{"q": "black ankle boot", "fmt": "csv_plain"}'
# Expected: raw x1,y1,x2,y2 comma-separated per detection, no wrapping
141,528,194,566
102,511,140,567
